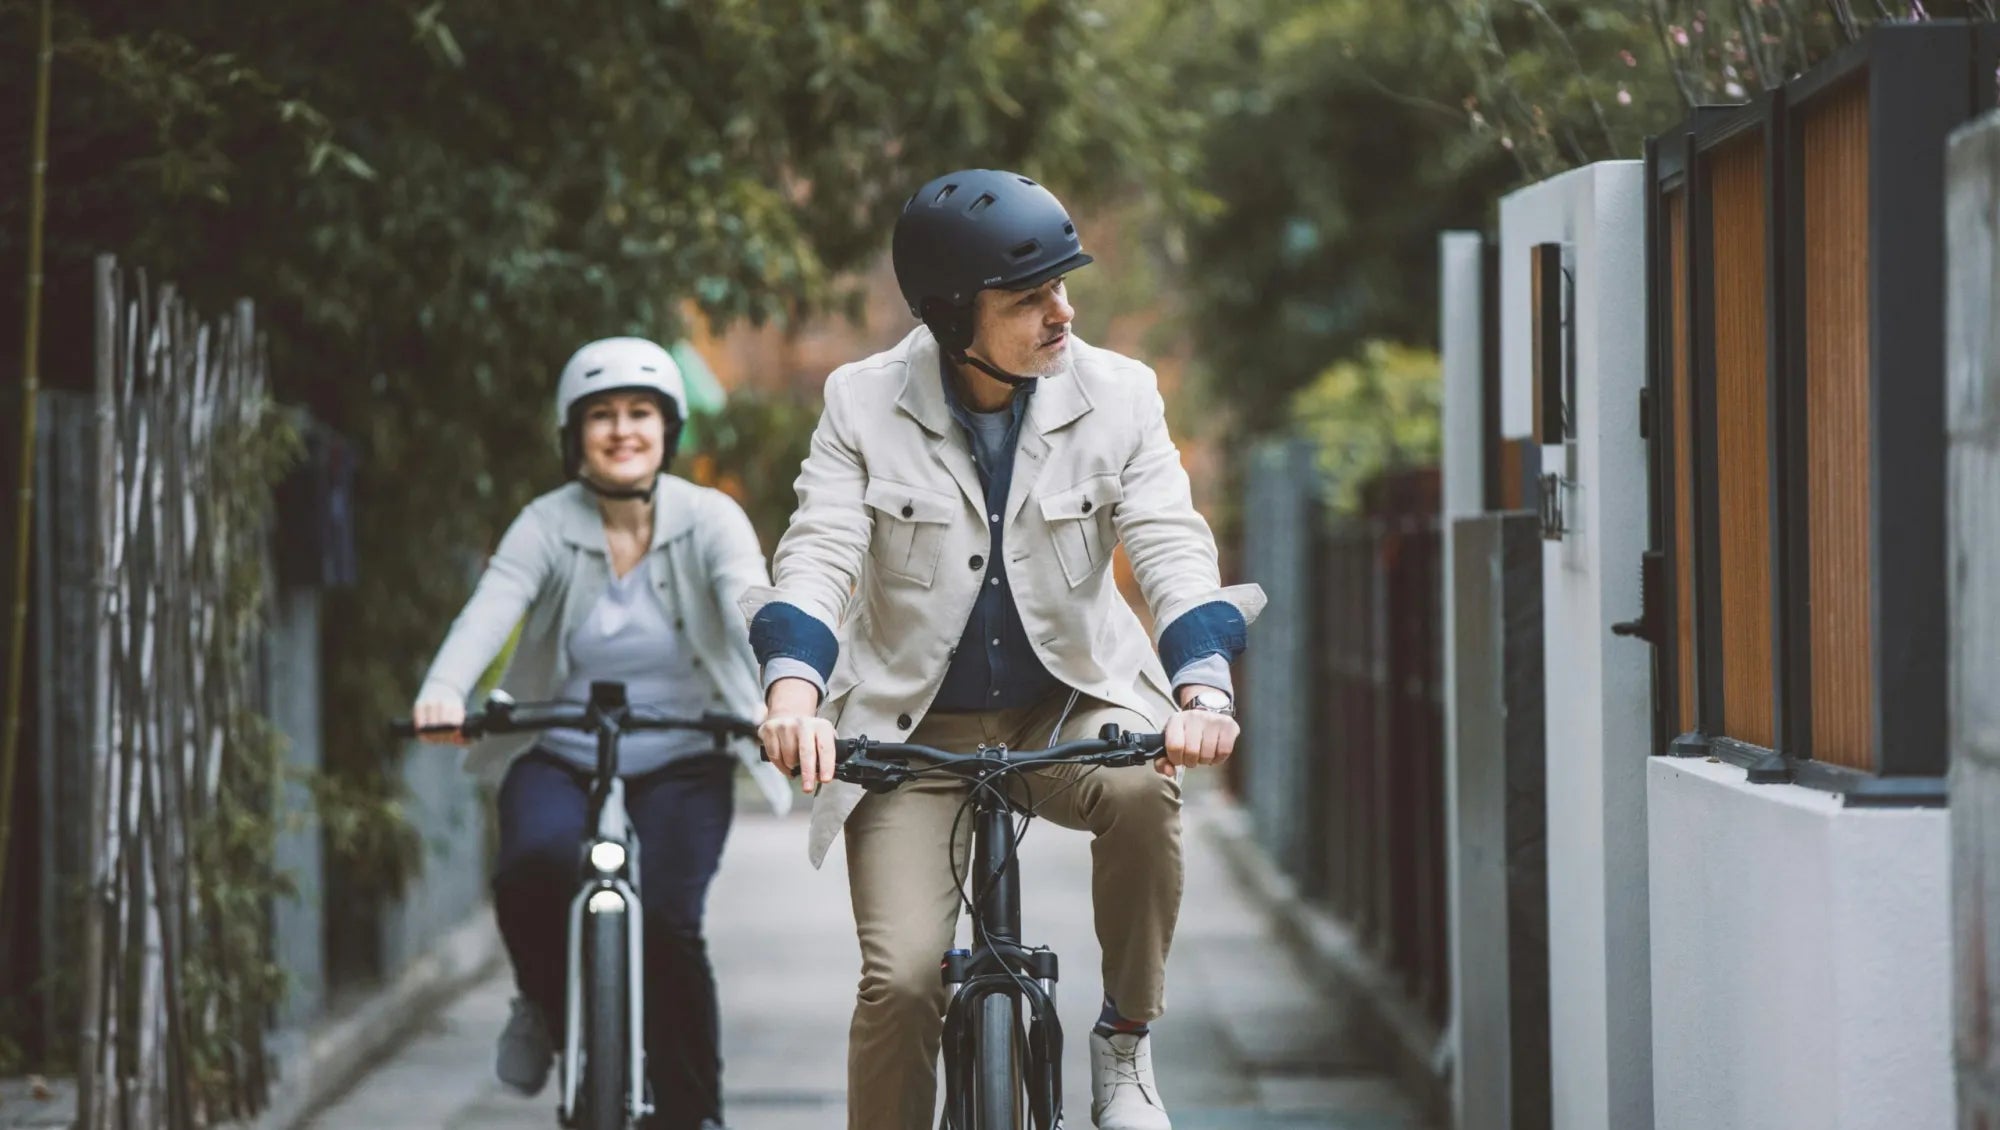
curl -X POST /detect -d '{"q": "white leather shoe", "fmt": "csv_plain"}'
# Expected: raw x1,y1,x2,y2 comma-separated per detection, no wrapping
1089,1030,1171,1129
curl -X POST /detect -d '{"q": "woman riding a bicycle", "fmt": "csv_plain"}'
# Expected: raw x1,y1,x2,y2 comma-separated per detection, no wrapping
410,337,789,1130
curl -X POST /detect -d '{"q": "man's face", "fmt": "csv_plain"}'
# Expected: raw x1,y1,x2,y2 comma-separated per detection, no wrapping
969,276,1074,377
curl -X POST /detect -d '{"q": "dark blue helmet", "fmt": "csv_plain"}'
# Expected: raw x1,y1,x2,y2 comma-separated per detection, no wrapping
891,170,1093,354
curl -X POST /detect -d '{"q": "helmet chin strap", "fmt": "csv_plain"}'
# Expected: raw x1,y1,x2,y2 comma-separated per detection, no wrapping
952,347,1039,388
578,473,657,503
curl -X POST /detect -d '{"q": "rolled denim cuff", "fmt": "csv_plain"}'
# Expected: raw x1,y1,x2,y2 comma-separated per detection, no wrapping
749,601,839,681
1158,600,1249,675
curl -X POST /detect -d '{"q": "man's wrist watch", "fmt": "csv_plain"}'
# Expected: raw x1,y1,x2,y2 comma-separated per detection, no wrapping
1181,688,1236,717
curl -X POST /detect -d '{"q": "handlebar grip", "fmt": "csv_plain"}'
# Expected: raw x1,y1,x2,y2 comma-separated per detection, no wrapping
389,717,485,740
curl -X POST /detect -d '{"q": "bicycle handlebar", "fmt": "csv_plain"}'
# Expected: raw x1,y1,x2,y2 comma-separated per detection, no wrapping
388,701,759,743
814,725,1168,788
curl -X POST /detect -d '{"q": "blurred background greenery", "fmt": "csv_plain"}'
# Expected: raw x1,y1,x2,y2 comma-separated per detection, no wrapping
3,0,1985,1006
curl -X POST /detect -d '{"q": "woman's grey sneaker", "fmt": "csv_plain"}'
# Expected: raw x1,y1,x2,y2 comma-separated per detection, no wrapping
495,996,554,1095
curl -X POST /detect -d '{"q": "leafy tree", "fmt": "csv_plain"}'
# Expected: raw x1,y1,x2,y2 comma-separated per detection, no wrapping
1290,340,1442,514
1165,0,1519,436
1167,0,2000,442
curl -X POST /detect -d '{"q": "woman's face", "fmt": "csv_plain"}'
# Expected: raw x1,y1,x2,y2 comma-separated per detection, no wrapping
578,390,667,488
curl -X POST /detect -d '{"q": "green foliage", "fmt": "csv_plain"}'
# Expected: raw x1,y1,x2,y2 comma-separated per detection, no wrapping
1168,0,1519,435
681,394,822,555
1289,341,1442,514
185,713,291,1113
1170,0,1999,442
173,390,299,1117
1442,0,1683,179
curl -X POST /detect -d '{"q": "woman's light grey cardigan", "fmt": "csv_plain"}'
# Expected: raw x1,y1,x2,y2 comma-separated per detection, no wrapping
417,474,791,816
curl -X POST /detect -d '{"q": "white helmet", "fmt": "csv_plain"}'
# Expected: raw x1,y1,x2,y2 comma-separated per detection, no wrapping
556,336,688,425
555,337,689,479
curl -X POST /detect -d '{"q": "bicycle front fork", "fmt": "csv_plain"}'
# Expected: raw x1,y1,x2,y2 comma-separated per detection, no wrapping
942,946,1066,1129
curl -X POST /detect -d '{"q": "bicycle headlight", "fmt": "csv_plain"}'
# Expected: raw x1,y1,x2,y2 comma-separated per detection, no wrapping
588,840,627,874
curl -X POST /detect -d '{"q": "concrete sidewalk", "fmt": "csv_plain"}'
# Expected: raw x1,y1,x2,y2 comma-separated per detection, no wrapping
303,790,1427,1130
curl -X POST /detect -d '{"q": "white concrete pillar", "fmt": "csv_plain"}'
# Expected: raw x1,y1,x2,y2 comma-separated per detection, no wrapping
1499,162,1655,1130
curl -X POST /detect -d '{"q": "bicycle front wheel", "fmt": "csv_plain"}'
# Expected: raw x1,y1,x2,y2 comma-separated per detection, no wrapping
582,905,631,1130
974,991,1021,1130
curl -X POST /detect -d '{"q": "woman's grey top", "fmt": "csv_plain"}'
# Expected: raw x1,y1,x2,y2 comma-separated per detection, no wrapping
536,564,716,777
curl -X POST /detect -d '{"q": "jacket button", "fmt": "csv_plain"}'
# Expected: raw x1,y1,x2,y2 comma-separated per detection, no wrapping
901,504,914,518
897,713,913,730
969,555,984,570
1081,499,1093,513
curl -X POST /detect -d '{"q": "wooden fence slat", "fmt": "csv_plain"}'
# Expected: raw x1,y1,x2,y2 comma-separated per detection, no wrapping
1803,82,1877,771
1711,136,1778,749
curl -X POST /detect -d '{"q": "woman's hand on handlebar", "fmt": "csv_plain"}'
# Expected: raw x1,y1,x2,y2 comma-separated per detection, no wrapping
411,697,470,745
759,677,838,793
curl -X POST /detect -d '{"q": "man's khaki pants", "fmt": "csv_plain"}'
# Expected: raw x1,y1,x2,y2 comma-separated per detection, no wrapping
842,692,1183,1130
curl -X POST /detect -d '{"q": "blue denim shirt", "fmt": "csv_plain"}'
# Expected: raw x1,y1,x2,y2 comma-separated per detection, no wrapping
930,370,1065,711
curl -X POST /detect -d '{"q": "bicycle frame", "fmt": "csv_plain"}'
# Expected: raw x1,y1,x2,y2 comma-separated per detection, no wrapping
396,683,758,1130
939,751,1067,1130
824,728,1161,1130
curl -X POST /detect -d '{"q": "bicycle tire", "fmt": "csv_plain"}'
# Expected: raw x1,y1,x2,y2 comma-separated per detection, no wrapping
974,992,1021,1130
582,905,630,1130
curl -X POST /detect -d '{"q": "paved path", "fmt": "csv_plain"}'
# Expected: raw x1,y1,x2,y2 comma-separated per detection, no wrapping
304,790,1426,1130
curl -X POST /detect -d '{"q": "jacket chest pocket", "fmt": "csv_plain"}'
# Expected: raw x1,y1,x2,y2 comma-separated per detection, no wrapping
864,479,958,587
1039,474,1123,587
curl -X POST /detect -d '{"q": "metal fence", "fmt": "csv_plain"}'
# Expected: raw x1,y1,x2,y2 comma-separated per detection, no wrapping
1241,445,1450,1026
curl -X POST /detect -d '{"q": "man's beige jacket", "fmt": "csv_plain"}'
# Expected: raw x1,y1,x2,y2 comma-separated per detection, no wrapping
740,327,1266,866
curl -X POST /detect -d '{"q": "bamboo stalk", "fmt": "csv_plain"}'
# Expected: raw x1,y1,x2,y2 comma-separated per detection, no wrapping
0,0,55,945
78,255,115,1130
159,315,195,1130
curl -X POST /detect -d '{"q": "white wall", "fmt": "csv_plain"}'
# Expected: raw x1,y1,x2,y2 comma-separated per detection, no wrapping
1499,162,1655,1130
1440,229,1491,1124
1441,231,1488,522
1945,107,2000,1125
1649,759,1951,1130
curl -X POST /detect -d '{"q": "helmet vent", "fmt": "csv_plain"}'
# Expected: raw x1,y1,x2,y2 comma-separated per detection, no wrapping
967,193,997,216
1063,222,1075,236
584,367,605,378
639,365,658,372
933,183,958,205
1018,177,1037,185
1009,239,1041,260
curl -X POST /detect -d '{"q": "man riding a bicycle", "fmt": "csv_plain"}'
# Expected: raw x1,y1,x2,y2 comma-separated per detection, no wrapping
749,170,1266,1130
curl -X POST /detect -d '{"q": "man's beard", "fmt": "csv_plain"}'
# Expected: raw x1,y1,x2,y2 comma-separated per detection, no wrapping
1016,343,1070,378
